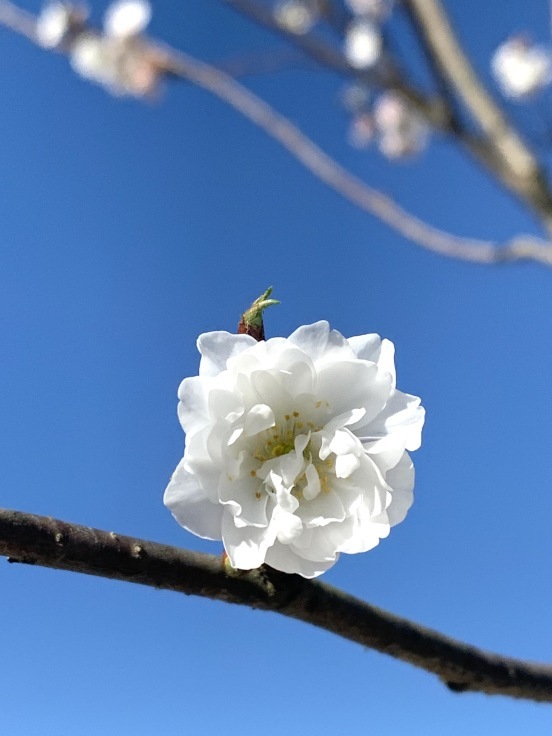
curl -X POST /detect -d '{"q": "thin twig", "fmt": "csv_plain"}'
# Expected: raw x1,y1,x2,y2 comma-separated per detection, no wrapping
222,0,452,129
215,47,315,78
0,0,37,40
1,0,551,265
158,45,552,265
224,0,552,236
1,507,552,703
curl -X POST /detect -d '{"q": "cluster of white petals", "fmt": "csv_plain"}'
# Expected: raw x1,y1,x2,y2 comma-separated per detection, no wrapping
373,91,428,159
491,36,552,99
36,0,160,97
343,0,395,70
36,2,87,49
344,19,382,69
104,0,151,38
343,88,429,157
165,322,424,578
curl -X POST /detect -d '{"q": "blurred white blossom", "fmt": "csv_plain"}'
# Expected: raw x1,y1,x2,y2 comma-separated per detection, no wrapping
373,92,428,159
70,32,112,83
344,19,382,69
104,0,151,38
491,35,552,98
36,2,87,49
274,0,318,35
165,322,424,578
70,32,159,96
62,0,159,97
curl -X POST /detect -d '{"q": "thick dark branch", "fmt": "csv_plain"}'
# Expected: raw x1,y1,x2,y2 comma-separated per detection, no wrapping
2,507,552,703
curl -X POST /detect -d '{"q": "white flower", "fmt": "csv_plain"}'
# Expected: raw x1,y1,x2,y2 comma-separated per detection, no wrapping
491,36,552,99
70,31,159,97
165,322,424,578
373,92,429,159
104,0,151,38
344,19,382,69
273,0,318,35
36,2,87,49
70,32,114,83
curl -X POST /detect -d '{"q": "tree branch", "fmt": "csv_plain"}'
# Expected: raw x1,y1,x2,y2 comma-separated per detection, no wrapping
224,0,552,236
402,0,552,233
222,0,454,130
158,45,552,265
2,507,552,703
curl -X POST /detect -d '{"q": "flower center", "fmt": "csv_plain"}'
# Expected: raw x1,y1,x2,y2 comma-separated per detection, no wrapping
252,410,319,463
248,408,334,501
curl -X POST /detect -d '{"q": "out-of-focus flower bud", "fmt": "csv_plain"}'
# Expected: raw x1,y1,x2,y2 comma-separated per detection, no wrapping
274,0,318,35
373,92,428,159
36,1,88,49
104,0,152,38
491,35,552,98
344,19,382,69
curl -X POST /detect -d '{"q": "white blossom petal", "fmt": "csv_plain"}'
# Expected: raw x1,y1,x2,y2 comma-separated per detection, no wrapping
298,489,345,527
359,389,425,459
385,452,414,526
334,452,361,478
222,508,276,569
264,542,336,578
347,332,381,362
288,321,355,365
377,339,396,386
164,459,223,540
243,403,275,436
316,359,391,425
272,506,303,544
207,388,244,422
302,463,321,501
177,376,210,435
197,331,257,377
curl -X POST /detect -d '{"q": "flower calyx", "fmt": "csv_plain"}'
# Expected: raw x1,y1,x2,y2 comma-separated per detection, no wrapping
238,286,279,342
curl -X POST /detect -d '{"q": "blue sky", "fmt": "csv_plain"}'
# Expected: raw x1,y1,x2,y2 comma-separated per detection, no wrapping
2,1,552,733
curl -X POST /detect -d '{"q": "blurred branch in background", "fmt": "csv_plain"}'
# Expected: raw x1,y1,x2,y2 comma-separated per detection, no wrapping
1,0,552,264
402,0,552,231
2,507,552,704
223,0,552,253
